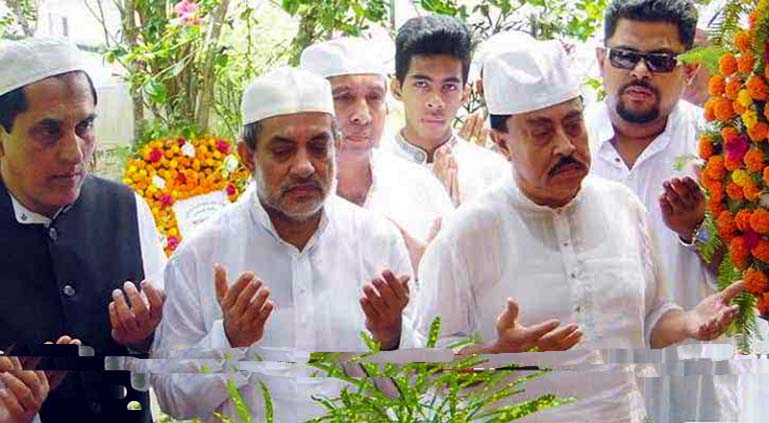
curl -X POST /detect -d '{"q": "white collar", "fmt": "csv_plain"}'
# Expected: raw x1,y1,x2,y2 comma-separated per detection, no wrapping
8,192,71,226
592,101,681,148
246,187,331,254
394,130,458,165
503,172,584,214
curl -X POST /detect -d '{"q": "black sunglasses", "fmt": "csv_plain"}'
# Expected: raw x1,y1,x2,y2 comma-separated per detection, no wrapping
606,48,680,73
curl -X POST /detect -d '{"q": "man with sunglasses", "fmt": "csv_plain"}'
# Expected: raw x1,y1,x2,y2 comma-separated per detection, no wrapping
586,1,744,421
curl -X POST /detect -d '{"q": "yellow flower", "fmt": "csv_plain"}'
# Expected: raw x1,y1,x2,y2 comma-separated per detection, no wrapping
732,169,751,186
738,89,754,108
743,108,759,130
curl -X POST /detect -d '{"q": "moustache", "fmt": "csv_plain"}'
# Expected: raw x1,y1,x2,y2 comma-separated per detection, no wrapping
548,156,584,177
281,178,324,194
620,80,660,97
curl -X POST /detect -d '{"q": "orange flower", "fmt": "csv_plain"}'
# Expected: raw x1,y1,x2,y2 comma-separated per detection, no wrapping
708,75,726,96
730,236,750,269
736,209,753,231
744,180,762,201
719,53,739,76
749,10,759,29
725,156,743,171
725,78,743,100
753,239,769,263
704,99,717,122
735,30,752,53
747,74,769,101
734,100,748,115
751,208,769,234
765,105,769,121
726,182,745,200
738,52,756,74
748,121,769,142
722,126,740,140
759,292,769,317
718,210,738,240
704,156,727,181
714,97,735,122
744,148,765,171
698,135,715,160
745,267,769,295
709,197,725,214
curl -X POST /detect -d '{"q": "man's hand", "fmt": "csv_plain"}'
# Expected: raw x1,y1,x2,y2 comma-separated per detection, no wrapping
41,336,82,392
489,299,582,353
458,110,489,147
686,281,743,341
360,270,410,351
109,280,165,350
0,356,48,423
214,264,274,348
433,144,461,205
659,176,706,243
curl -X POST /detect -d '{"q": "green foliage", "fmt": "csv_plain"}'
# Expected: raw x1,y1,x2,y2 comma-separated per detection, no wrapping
678,45,727,74
280,0,390,65
708,0,753,46
306,318,572,422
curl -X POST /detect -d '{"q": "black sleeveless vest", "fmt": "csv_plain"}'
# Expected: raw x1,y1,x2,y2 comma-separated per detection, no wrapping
0,175,151,422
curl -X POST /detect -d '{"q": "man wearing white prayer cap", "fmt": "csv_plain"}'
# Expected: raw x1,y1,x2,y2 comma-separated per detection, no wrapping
300,37,453,272
0,38,166,422
415,37,744,422
152,66,415,422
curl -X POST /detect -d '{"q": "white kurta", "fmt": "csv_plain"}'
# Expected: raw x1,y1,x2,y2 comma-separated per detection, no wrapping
415,174,680,422
363,148,455,242
387,132,510,205
586,100,769,422
586,100,714,310
151,190,413,422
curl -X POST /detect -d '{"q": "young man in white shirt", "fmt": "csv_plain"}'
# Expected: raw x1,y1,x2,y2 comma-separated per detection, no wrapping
300,37,454,271
388,15,510,206
416,35,742,423
152,67,414,422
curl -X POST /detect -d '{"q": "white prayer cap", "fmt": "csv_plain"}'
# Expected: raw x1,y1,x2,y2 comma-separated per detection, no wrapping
0,37,89,97
241,67,335,126
484,38,580,115
299,37,388,79
470,30,535,82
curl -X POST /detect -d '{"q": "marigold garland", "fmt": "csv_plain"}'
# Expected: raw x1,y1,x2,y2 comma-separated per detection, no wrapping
697,0,769,341
123,136,251,255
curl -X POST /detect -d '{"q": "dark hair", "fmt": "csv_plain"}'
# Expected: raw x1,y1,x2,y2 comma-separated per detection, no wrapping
605,0,698,50
242,120,263,150
241,119,341,150
490,114,510,133
395,15,475,84
0,71,98,134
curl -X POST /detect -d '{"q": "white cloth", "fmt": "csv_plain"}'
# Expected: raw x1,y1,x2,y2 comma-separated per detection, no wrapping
151,190,413,422
586,100,769,422
299,37,389,79
415,174,680,422
0,37,89,97
483,36,580,115
470,30,535,82
587,100,715,310
241,67,335,126
363,149,454,242
9,191,166,286
388,132,510,205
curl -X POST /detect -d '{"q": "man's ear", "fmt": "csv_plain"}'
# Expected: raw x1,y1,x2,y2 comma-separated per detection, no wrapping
596,47,607,78
0,127,8,159
237,139,256,173
490,128,512,162
390,78,402,100
683,62,702,85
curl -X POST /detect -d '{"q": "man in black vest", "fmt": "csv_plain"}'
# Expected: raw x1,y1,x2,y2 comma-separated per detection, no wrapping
0,38,167,422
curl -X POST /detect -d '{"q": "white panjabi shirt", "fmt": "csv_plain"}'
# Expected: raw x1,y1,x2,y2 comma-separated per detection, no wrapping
363,148,454,242
415,173,680,422
151,189,413,422
387,132,510,205
586,100,715,310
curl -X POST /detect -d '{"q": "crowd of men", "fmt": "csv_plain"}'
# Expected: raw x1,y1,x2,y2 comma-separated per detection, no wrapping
1,0,766,422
